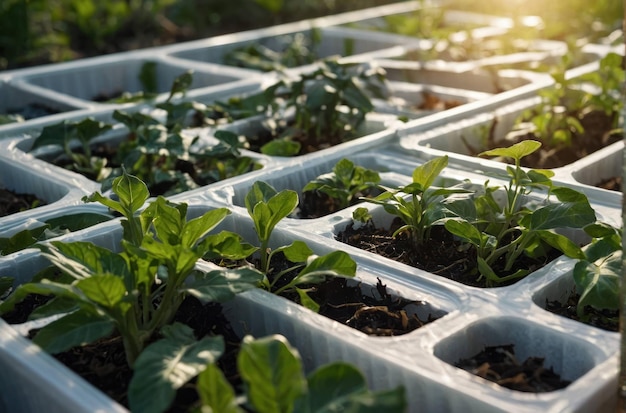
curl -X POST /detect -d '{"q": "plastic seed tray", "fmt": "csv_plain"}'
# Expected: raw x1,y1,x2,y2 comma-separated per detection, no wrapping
0,2,621,412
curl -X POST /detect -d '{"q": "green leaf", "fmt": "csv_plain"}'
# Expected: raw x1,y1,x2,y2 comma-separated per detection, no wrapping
201,231,258,261
74,118,112,146
529,197,596,229
75,274,127,309
45,212,112,232
444,219,483,247
536,230,585,260
246,181,278,216
0,280,82,314
33,309,115,354
295,251,356,285
113,170,151,215
30,121,75,151
278,241,314,263
0,276,13,298
412,156,448,192
42,241,131,281
295,287,320,312
238,335,307,413
181,208,230,248
261,138,301,156
197,363,243,413
479,140,541,162
183,268,264,303
129,323,224,413
294,362,407,413
0,225,49,255
574,250,621,313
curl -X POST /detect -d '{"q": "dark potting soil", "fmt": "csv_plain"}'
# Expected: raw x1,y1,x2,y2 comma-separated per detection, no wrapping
417,91,463,111
296,188,381,219
0,188,45,217
455,344,571,392
1,294,53,324
545,291,618,332
297,277,439,336
595,175,622,192
6,103,60,120
467,110,621,169
336,219,560,288
40,297,242,411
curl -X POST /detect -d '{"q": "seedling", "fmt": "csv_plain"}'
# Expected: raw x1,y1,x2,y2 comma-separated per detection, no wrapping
223,29,322,71
0,170,263,412
302,158,382,210
361,155,469,248
513,52,624,148
244,181,357,311
444,140,595,286
196,334,407,413
31,117,113,181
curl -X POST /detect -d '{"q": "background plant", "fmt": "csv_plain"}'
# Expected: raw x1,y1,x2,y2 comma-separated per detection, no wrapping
302,157,382,210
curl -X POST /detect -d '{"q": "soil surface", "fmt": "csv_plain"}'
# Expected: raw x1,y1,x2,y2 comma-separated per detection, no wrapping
455,344,571,392
34,297,241,411
595,175,622,192
545,291,618,332
418,91,463,111
295,277,439,336
296,188,381,219
468,110,621,169
336,219,560,288
0,188,45,217
5,103,60,120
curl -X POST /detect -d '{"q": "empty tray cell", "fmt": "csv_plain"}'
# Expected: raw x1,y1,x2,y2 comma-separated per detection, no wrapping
19,58,245,104
571,141,622,192
433,316,598,391
0,81,81,124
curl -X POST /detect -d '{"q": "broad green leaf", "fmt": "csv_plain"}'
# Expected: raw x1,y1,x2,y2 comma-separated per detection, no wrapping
74,118,112,145
181,208,230,248
585,237,622,262
168,71,194,101
33,309,114,354
529,198,596,229
28,297,79,321
30,121,75,151
584,222,620,240
43,241,130,281
536,230,584,260
252,189,298,242
129,323,224,413
295,287,320,312
183,268,264,303
197,363,243,413
295,251,356,285
294,362,407,413
477,257,501,284
75,274,127,309
254,0,284,13
479,140,541,162
277,241,314,263
201,231,258,260
444,219,483,247
45,212,111,232
246,181,278,216
412,156,448,192
146,197,185,246
574,250,621,313
0,279,84,314
238,335,306,413
0,225,49,255
112,170,151,215
261,138,301,156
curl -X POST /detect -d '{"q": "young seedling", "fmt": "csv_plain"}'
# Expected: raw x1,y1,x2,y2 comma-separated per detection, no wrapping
0,170,263,412
197,334,407,413
244,181,357,311
362,155,469,248
30,117,113,181
444,140,595,286
302,157,382,210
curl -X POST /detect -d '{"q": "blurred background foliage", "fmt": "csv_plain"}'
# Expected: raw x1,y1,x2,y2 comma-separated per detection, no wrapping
0,0,622,71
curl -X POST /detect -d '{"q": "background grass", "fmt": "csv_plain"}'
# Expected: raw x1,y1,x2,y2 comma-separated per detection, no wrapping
0,0,622,71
